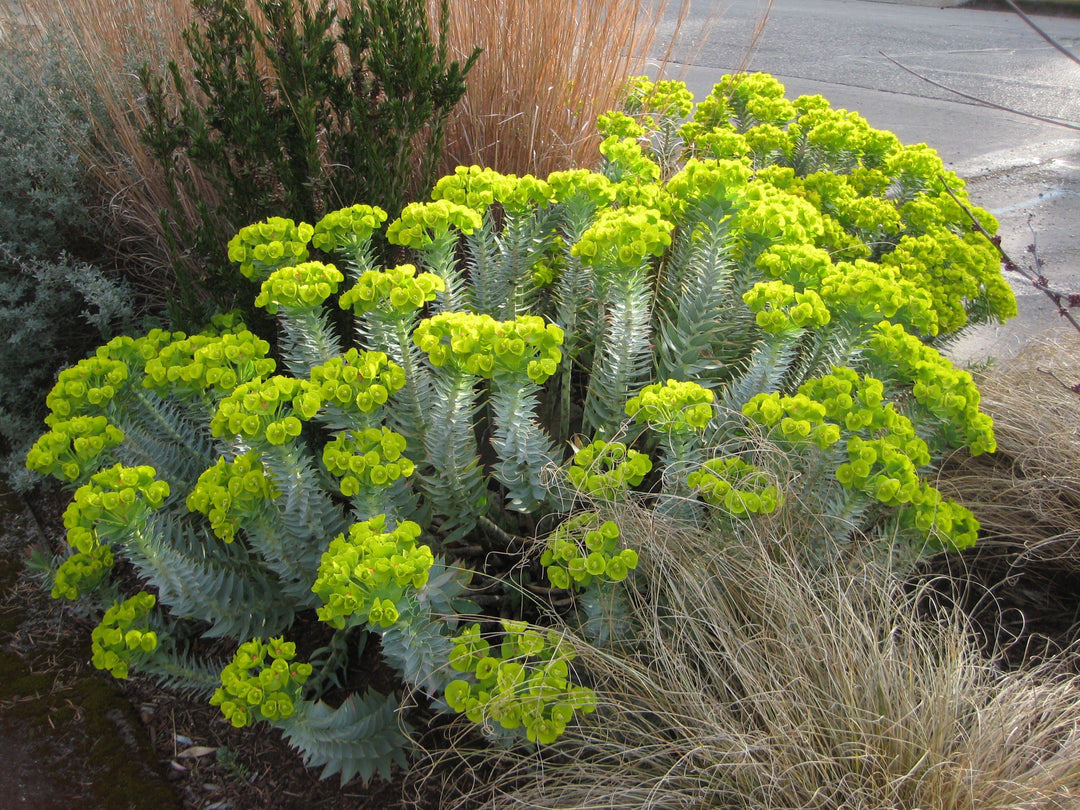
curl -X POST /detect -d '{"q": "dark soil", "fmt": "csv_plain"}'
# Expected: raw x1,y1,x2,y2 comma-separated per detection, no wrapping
0,488,429,810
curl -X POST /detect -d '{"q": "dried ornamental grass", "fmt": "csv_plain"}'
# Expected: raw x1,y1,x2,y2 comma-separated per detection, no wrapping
424,503,1080,810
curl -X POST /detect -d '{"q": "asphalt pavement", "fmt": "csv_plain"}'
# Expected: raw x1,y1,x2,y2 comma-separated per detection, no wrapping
653,0,1080,365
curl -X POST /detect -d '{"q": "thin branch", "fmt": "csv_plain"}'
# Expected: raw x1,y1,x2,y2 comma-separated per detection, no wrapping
1004,0,1080,69
880,51,1080,131
938,174,1080,336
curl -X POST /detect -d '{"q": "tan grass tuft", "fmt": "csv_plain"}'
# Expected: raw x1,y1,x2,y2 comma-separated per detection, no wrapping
422,503,1080,809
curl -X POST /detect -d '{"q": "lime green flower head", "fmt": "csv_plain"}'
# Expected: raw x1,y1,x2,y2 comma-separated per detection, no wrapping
567,439,652,500
642,79,694,119
210,375,308,444
755,243,834,287
625,379,715,432
667,158,753,212
254,261,344,313
143,329,275,399
597,111,647,140
227,217,314,282
312,515,433,630
817,259,938,337
599,136,661,183
210,636,312,727
414,313,564,384
62,464,169,552
571,205,674,268
43,355,129,425
52,543,114,601
432,165,552,214
91,592,158,680
682,126,750,162
322,427,414,497
686,456,783,516
446,620,597,745
26,415,126,483
904,484,980,552
311,204,388,252
186,452,278,543
540,511,638,591
307,348,405,416
386,199,482,249
742,391,840,450
338,263,445,316
743,280,831,333
545,169,617,208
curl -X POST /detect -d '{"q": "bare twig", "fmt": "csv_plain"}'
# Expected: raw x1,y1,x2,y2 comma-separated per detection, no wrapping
880,50,1080,131
1004,0,1080,69
938,174,1080,336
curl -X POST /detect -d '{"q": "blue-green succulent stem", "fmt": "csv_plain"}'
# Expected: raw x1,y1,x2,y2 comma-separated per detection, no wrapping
421,367,486,541
277,307,345,379
490,373,560,513
419,231,469,313
583,263,654,439
335,234,381,283
358,310,432,460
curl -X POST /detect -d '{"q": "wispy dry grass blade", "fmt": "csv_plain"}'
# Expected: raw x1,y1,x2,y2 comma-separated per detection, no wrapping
423,502,1080,809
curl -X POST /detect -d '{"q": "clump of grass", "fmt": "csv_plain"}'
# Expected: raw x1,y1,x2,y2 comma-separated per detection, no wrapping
437,0,687,177
424,501,1080,809
931,334,1080,665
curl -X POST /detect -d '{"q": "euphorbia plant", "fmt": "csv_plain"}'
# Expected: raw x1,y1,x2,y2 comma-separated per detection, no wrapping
28,72,1014,783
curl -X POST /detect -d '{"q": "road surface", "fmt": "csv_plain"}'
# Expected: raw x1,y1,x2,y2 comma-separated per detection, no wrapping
652,0,1080,364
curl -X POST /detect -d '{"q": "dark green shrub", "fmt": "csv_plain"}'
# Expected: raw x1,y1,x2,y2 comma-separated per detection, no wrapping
139,0,480,325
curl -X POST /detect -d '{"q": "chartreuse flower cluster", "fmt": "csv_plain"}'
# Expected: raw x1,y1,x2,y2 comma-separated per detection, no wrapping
312,515,434,630
869,322,996,455
91,592,158,679
210,637,313,728
62,464,170,554
186,452,278,542
254,261,345,314
210,375,316,445
540,511,639,591
142,328,276,399
311,204,388,253
414,312,564,384
339,264,445,316
599,136,661,184
625,379,714,433
51,543,114,601
687,457,782,516
816,259,938,337
742,389,842,450
25,415,125,483
227,217,314,282
386,199,482,249
571,204,673,268
307,349,406,418
431,165,553,215
321,428,414,496
743,280,831,333
665,158,752,214
445,621,597,745
566,440,652,500
43,354,129,422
